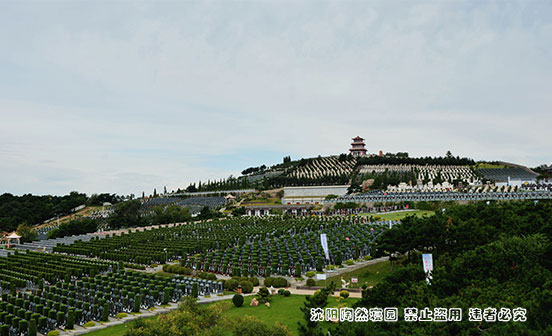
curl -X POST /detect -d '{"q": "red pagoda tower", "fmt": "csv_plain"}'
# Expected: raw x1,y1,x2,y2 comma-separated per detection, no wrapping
350,136,367,157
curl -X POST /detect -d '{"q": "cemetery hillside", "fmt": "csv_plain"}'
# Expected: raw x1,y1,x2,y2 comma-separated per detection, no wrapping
1,147,551,336
2,1,551,335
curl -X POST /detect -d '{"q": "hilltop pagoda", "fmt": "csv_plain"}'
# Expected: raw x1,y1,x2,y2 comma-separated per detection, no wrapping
350,136,367,157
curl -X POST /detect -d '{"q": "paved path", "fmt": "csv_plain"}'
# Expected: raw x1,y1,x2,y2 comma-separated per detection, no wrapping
291,256,389,287
59,270,379,336
61,293,245,335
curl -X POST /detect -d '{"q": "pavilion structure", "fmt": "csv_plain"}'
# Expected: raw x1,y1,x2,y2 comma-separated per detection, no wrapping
1,232,21,248
350,136,367,157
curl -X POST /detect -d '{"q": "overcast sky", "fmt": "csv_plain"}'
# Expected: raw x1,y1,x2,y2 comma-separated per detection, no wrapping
1,1,551,196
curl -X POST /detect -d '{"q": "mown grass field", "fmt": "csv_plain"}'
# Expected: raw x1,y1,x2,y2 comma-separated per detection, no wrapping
83,314,159,336
83,294,358,336
220,294,359,335
315,260,392,288
473,162,507,169
359,209,434,221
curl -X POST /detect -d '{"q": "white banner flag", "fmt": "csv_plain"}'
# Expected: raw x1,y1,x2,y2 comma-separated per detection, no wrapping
320,233,330,260
422,254,433,284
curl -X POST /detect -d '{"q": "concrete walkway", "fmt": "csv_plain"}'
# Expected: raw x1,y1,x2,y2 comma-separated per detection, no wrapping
55,256,388,334
59,268,379,336
61,293,244,335
291,256,389,287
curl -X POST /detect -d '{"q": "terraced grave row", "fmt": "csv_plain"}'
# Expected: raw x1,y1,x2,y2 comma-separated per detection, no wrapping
0,251,114,293
53,217,391,276
0,265,222,335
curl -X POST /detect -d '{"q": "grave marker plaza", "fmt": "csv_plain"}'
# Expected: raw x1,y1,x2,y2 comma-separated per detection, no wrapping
0,216,391,335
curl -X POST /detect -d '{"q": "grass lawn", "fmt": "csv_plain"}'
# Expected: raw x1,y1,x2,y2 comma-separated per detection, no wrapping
315,260,392,288
220,294,358,335
359,209,434,221
241,198,282,205
83,295,357,336
473,162,506,169
83,315,159,336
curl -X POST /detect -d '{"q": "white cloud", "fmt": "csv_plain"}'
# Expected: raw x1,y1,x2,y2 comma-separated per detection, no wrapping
0,1,550,195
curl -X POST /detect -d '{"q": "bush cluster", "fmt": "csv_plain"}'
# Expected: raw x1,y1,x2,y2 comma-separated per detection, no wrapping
224,276,258,292
239,280,254,293
277,289,291,296
263,277,288,288
162,264,193,275
196,271,217,281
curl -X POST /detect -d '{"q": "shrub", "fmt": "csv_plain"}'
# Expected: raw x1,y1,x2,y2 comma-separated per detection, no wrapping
163,288,170,305
306,278,316,287
232,294,244,307
345,260,354,266
231,315,292,336
206,273,217,281
263,277,274,287
363,255,372,261
272,277,288,288
277,289,285,295
192,283,198,298
133,294,141,313
47,331,60,336
83,321,96,328
18,320,28,334
162,264,192,275
116,313,128,319
56,311,65,325
305,271,315,278
295,263,302,277
316,258,323,272
335,252,343,265
239,280,254,294
38,317,47,329
28,319,37,336
256,287,271,304
101,303,109,322
66,309,75,329
249,277,259,286
224,279,239,291
283,290,291,297
340,290,350,299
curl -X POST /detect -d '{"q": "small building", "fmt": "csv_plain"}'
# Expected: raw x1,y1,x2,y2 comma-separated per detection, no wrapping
244,204,317,216
1,232,21,248
350,136,367,157
224,194,236,204
282,185,349,205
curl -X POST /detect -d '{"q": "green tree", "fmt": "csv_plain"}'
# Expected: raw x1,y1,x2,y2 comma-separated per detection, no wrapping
16,224,37,243
298,283,335,336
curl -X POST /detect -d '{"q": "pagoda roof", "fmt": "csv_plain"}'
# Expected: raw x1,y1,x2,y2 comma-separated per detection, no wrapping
352,136,364,141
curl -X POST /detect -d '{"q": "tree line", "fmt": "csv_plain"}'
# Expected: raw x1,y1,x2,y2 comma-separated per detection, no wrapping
356,151,475,167
46,201,221,239
309,200,552,335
